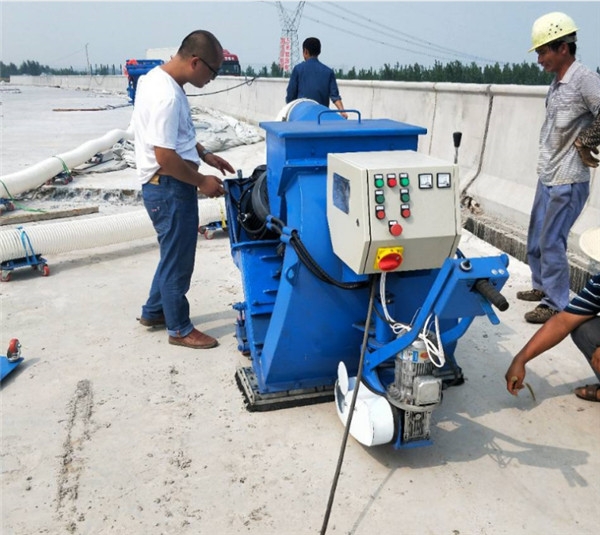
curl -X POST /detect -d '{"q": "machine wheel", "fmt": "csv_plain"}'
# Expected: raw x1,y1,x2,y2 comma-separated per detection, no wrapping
1,271,11,282
198,225,207,235
204,229,215,240
42,264,50,277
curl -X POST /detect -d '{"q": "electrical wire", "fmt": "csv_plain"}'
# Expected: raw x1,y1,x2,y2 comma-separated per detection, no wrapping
303,2,505,65
309,1,504,66
379,272,446,368
186,75,259,97
320,275,377,535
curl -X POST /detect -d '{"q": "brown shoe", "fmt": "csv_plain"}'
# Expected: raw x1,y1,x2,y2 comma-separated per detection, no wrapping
137,315,166,328
524,304,558,324
168,328,218,349
516,289,545,302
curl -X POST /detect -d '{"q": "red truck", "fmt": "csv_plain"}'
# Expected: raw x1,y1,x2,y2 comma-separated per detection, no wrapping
220,50,241,76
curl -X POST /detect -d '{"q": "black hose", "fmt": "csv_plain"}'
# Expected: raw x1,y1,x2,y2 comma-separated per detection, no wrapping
287,230,368,290
320,275,377,535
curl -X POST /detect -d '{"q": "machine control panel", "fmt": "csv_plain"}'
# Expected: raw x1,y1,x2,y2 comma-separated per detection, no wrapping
327,150,461,275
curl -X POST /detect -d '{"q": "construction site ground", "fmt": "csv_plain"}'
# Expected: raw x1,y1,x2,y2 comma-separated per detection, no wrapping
1,85,598,535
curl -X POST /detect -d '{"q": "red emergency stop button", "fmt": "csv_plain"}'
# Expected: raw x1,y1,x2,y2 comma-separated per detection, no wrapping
388,220,403,236
379,253,403,271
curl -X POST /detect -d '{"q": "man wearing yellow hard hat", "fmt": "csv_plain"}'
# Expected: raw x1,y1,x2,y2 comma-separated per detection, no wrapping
506,226,600,402
517,12,600,324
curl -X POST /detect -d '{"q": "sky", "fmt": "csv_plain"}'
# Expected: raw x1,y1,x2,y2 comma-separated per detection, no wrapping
1,1,599,73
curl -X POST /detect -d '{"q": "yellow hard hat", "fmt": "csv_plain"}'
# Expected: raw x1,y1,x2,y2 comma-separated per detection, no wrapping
529,12,578,52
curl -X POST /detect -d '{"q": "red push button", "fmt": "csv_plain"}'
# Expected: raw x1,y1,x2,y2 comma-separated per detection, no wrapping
401,205,411,218
375,206,386,219
388,221,402,236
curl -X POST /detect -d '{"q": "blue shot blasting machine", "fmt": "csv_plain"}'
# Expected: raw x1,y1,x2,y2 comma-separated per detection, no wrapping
224,101,509,449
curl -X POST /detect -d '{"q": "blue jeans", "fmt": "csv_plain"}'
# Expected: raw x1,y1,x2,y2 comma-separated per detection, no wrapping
571,317,600,382
141,175,199,337
526,181,589,311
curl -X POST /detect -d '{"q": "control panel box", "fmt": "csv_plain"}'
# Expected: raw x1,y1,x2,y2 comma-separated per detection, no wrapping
327,150,461,274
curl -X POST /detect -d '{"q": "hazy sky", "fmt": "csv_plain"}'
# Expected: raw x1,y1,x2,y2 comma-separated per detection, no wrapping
2,1,599,72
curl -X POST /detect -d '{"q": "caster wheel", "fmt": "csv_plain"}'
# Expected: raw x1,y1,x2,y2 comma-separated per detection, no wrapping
198,226,207,235
42,264,50,277
204,230,215,240
1,271,11,282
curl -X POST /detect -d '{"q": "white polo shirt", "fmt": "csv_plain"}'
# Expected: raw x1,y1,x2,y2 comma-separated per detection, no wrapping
131,66,200,184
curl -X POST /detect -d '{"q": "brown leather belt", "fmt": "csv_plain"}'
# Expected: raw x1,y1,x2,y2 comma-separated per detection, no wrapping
148,173,161,185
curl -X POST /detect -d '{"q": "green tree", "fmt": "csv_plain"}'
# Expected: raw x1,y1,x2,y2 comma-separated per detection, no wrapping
270,62,283,77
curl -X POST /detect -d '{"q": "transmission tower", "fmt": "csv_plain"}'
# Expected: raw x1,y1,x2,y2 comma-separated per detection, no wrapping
276,1,305,73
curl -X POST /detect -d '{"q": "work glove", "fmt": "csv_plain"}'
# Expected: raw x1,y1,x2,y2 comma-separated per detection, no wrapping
574,139,599,168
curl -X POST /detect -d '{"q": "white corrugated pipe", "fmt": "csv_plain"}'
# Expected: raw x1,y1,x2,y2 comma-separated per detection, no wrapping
0,210,153,262
0,197,227,263
0,127,133,198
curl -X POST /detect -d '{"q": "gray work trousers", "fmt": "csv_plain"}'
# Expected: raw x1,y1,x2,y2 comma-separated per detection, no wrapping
571,317,600,382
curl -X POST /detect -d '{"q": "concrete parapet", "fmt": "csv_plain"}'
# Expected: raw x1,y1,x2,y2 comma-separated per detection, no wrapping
10,74,598,288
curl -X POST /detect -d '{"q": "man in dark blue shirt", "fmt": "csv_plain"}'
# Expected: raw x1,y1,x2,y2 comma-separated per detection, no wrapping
505,226,600,402
285,37,347,118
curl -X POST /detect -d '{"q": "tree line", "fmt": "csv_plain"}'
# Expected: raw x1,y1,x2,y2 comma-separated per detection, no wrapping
246,60,563,85
4,58,599,85
0,60,120,77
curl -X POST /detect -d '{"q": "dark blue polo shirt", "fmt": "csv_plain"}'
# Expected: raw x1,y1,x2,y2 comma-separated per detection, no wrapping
285,57,342,107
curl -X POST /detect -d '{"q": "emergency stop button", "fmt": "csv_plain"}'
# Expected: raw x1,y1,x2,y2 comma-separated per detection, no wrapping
388,220,403,236
374,246,404,272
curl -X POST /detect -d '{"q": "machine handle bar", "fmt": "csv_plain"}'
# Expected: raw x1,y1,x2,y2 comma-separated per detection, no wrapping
474,279,509,312
317,109,361,124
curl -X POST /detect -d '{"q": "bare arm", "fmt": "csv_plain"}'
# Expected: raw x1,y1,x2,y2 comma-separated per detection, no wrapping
195,143,235,176
505,310,594,395
333,99,348,119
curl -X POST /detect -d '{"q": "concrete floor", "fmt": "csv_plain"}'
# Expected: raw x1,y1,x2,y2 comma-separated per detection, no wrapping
1,86,598,535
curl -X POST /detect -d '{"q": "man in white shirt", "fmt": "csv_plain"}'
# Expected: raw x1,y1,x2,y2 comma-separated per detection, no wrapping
132,30,234,349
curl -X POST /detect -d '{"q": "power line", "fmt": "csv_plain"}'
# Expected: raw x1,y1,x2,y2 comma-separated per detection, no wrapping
301,12,460,65
303,1,507,66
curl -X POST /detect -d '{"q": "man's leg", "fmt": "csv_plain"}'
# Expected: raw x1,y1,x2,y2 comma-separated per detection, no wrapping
524,181,546,293
571,317,600,382
538,182,589,311
141,177,199,337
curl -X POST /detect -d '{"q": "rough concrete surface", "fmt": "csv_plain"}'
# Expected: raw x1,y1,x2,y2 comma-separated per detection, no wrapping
1,86,598,535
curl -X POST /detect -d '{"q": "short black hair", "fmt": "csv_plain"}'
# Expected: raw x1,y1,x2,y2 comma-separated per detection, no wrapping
548,32,577,55
178,30,223,63
302,37,321,57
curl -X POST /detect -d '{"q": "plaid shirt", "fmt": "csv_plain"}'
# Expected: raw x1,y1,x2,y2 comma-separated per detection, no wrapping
537,61,600,186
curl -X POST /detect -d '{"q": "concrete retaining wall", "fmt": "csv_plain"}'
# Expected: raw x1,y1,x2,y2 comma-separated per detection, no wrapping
12,74,599,286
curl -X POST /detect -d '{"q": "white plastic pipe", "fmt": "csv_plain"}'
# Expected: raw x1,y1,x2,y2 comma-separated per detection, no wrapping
0,128,134,198
0,198,227,263
0,210,154,262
